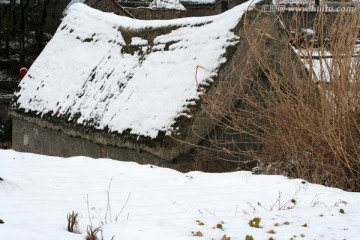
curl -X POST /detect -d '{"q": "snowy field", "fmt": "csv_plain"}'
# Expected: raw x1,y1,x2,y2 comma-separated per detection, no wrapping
1,150,359,240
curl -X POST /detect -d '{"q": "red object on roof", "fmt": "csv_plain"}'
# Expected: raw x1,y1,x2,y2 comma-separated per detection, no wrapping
20,67,28,80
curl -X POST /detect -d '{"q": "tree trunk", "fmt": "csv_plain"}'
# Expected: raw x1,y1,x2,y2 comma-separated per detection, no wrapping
5,27,10,58
19,0,30,66
37,0,51,50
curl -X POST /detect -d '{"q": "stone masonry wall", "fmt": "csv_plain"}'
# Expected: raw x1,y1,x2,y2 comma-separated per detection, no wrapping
12,116,163,165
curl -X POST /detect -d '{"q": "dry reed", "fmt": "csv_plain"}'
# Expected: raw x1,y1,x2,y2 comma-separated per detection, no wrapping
199,6,360,191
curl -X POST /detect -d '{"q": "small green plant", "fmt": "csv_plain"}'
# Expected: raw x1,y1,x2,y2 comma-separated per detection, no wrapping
248,217,261,228
86,225,102,240
267,229,276,234
339,209,345,214
245,235,254,240
67,211,79,233
302,223,308,227
198,221,204,226
216,223,223,229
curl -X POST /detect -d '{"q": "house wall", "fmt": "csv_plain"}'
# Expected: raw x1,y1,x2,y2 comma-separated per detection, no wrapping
12,116,164,165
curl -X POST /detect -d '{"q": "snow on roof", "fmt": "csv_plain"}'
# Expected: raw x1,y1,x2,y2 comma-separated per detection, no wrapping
149,0,186,10
180,0,216,4
15,1,261,139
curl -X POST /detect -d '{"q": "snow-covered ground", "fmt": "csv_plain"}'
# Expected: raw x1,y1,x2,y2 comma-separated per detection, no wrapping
1,150,359,240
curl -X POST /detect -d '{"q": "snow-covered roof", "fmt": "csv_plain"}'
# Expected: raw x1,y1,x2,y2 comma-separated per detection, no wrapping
15,1,261,139
180,0,216,4
149,0,186,10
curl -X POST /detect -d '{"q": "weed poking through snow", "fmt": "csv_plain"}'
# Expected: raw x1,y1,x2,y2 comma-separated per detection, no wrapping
67,211,79,233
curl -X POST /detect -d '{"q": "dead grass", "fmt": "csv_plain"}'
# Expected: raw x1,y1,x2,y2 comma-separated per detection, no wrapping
199,9,360,191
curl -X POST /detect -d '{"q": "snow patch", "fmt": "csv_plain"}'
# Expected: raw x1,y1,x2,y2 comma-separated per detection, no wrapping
149,0,186,10
130,37,148,45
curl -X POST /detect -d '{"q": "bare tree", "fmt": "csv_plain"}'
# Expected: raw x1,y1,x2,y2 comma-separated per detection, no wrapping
37,0,51,50
19,0,31,65
1,0,16,59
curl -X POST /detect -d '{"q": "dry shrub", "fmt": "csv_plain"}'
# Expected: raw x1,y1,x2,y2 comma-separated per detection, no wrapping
202,8,360,191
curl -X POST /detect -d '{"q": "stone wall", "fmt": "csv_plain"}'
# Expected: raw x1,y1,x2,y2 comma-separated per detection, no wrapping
12,116,163,165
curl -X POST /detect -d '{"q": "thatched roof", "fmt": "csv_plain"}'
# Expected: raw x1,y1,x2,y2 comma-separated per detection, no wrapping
13,0,287,160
